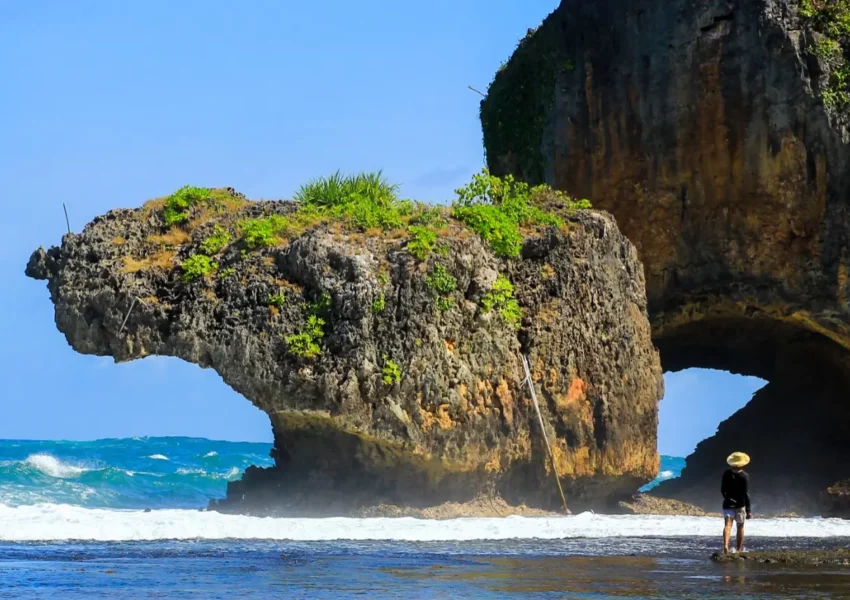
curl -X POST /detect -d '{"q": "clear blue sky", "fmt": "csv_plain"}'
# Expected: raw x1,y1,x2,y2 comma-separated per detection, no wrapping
0,0,765,454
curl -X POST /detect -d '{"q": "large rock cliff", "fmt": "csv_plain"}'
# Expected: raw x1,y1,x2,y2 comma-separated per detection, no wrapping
26,188,662,515
482,0,850,512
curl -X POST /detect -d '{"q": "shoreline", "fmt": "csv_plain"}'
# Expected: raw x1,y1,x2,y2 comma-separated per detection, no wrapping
209,493,817,520
209,495,562,519
5,503,850,544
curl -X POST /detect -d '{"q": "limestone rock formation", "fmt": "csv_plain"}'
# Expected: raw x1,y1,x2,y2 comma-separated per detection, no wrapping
482,0,850,512
26,190,662,515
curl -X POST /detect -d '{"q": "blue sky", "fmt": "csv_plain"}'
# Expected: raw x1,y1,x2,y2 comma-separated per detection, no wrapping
0,0,764,455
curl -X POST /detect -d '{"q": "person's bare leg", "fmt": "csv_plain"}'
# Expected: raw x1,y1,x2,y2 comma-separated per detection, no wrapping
736,522,745,553
723,518,733,554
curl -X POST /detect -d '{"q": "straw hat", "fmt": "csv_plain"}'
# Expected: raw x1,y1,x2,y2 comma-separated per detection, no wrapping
727,452,750,468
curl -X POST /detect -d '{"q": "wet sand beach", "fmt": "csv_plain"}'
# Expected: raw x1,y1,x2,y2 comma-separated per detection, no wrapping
3,537,850,599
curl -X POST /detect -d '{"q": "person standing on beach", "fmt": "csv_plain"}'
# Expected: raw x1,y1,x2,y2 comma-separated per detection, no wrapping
721,452,752,554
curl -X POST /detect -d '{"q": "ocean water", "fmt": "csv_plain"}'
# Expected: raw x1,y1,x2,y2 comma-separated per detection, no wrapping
641,455,686,491
2,439,849,599
0,439,682,510
0,437,273,509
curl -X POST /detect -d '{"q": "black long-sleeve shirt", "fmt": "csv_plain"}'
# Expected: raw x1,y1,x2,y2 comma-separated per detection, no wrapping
721,469,751,511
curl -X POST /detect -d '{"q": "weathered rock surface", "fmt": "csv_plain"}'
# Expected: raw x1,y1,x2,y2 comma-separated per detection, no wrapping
617,493,710,517
354,496,556,519
482,0,850,513
26,192,662,515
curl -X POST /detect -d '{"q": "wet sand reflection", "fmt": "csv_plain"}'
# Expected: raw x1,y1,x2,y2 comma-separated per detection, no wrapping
385,555,850,598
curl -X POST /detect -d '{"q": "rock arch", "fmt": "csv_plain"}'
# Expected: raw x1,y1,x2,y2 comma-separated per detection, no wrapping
482,0,850,511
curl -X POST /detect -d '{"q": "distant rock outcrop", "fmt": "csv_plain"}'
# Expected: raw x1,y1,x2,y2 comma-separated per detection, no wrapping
482,0,850,513
825,480,850,518
26,188,662,515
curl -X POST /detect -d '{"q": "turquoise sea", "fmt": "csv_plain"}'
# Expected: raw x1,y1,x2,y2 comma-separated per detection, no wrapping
0,437,273,509
0,437,681,509
641,455,686,492
2,438,850,598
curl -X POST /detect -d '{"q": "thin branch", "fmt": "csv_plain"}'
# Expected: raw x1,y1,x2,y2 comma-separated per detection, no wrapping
62,203,71,234
468,85,486,98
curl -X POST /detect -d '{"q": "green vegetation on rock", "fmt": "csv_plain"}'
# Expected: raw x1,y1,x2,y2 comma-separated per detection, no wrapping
801,0,850,36
200,225,231,255
236,172,427,252
407,225,439,260
452,169,577,258
381,356,402,385
455,203,523,257
415,207,448,228
437,297,454,312
285,315,325,358
481,275,522,329
163,186,211,227
426,264,456,312
238,215,291,250
153,172,587,292
426,264,456,295
295,171,412,231
268,290,286,308
372,292,386,314
479,26,563,183
284,291,332,359
800,0,850,111
312,291,332,314
237,208,332,251
181,254,217,283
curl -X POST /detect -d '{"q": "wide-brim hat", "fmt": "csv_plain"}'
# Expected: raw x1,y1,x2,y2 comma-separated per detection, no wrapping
727,452,750,468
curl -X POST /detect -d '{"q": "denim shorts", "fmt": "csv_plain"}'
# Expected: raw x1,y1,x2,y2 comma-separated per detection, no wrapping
723,508,747,524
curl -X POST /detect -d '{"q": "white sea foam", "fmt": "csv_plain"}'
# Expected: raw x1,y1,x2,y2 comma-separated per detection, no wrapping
2,504,850,542
203,451,218,458
176,468,206,475
24,454,88,479
658,470,674,480
147,454,169,461
176,467,241,480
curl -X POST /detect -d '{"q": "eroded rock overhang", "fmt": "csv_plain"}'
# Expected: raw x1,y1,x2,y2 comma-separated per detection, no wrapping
26,194,663,515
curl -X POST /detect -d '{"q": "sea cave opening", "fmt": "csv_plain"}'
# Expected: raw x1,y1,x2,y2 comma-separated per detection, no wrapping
646,311,850,512
644,368,766,491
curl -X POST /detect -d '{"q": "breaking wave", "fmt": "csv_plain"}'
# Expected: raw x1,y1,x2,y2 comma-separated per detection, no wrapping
2,504,850,542
0,437,272,509
640,456,686,491
24,454,91,478
0,440,713,543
